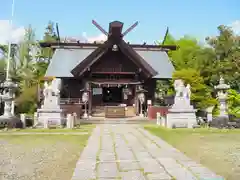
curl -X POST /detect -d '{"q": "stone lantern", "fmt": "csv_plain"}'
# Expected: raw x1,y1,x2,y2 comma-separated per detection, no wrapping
0,79,19,127
214,76,230,117
136,86,147,117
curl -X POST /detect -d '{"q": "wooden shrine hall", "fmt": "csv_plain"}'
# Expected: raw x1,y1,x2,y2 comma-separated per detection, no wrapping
40,20,176,118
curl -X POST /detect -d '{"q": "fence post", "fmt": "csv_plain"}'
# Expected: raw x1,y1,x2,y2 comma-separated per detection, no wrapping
73,112,78,127
43,118,49,129
20,113,26,128
67,114,74,129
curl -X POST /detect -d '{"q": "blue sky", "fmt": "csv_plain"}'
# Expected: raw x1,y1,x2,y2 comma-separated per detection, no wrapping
1,0,240,44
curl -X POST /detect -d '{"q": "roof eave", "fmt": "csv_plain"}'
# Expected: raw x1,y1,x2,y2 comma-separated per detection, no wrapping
119,41,158,77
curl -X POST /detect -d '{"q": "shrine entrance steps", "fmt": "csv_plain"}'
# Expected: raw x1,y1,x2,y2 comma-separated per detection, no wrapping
91,106,136,118
80,116,155,124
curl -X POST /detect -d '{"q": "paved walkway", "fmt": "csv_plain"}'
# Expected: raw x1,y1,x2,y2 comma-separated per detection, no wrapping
72,124,224,180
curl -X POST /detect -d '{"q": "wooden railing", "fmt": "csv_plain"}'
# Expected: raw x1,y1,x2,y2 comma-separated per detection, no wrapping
60,98,83,104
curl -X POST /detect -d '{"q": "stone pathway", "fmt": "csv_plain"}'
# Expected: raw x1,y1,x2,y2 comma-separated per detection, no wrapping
71,124,224,180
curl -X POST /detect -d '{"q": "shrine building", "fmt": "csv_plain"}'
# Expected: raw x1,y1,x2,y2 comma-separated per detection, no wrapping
39,20,176,118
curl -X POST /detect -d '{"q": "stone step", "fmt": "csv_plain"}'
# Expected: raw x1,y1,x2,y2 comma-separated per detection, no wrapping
80,119,155,124
92,106,136,117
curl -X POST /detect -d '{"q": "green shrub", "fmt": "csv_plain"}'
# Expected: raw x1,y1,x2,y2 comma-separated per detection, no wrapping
15,85,38,114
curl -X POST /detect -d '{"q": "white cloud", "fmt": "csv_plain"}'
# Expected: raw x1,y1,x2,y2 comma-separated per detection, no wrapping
230,20,240,34
82,32,107,43
0,20,25,45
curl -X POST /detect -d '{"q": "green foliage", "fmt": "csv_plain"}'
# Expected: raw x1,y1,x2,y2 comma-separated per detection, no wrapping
206,25,240,90
0,60,6,83
39,21,58,62
0,45,8,57
171,36,203,70
172,68,217,109
157,34,203,70
15,85,38,114
155,27,239,111
227,89,240,117
156,80,171,97
0,23,54,114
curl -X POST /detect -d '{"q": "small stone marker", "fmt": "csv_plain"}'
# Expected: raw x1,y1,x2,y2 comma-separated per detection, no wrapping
67,114,74,129
33,112,38,126
43,118,49,129
206,106,214,122
73,112,79,126
20,113,26,128
156,112,161,125
161,116,166,127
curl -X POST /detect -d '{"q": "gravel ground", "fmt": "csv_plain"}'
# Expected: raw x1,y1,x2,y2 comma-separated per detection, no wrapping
0,135,90,180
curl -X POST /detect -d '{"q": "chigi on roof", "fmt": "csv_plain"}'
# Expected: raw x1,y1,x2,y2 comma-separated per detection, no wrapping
40,20,176,79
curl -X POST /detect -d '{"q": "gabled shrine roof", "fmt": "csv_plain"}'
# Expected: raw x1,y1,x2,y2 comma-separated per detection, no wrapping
45,47,175,79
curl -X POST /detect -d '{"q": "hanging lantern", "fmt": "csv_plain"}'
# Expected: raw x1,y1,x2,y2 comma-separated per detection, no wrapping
138,93,145,105
82,92,89,103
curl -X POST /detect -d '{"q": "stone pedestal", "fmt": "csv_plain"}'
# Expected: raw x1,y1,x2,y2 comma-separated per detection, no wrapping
139,113,144,117
166,97,197,128
166,109,197,128
82,112,88,119
37,108,65,127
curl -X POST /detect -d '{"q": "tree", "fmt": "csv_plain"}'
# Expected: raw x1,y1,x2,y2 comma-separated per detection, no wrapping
11,25,38,88
206,25,240,90
227,89,240,117
157,34,203,70
0,60,6,82
172,68,217,109
39,21,58,63
0,22,56,114
0,45,8,58
10,26,40,114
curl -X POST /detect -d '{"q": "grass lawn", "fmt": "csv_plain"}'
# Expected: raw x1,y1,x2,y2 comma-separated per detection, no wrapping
144,125,240,180
0,124,96,180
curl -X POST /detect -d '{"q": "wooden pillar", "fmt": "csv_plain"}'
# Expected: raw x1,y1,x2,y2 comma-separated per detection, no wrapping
152,79,157,105
88,82,92,115
135,85,139,115
37,82,42,108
